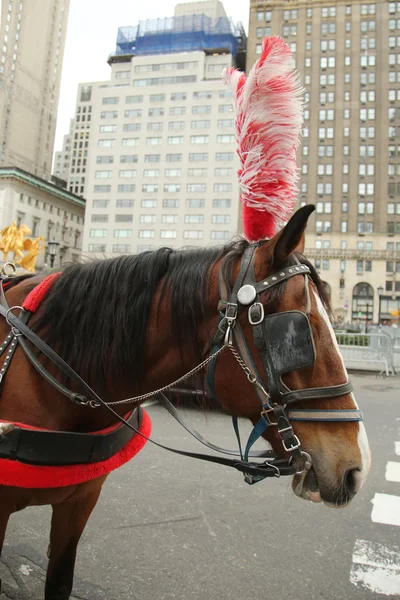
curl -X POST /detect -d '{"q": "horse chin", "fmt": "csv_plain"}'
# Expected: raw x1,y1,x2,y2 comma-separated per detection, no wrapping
293,467,323,504
292,467,352,508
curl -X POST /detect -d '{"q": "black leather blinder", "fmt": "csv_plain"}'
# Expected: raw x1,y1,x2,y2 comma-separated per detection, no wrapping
260,311,315,375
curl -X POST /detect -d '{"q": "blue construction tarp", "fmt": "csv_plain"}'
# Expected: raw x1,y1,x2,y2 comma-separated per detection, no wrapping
116,15,245,57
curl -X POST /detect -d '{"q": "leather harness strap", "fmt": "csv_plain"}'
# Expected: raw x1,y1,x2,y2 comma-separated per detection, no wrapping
0,409,142,466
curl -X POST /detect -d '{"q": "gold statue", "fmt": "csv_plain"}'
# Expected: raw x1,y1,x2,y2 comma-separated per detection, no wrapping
0,222,46,272
17,237,45,272
0,221,20,261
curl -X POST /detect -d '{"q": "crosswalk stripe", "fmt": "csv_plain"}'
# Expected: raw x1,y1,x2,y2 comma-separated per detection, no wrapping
395,442,400,456
385,461,400,483
350,539,400,596
371,493,400,527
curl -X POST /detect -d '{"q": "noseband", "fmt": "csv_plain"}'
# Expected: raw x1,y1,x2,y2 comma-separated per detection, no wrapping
207,246,362,483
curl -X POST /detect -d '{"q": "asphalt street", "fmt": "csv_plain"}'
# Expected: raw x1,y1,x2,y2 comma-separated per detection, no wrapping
0,373,399,600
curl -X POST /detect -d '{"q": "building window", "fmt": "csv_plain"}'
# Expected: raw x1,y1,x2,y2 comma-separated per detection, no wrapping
120,155,138,163
98,139,115,148
186,199,205,208
126,95,143,103
122,138,139,146
183,230,203,239
165,153,182,162
101,111,118,119
184,215,204,224
213,183,232,192
216,135,235,143
190,135,209,144
112,244,131,253
170,121,186,130
147,122,163,131
118,184,135,193
117,199,134,208
119,170,137,178
90,229,107,238
170,106,186,116
114,229,132,238
95,170,112,179
99,125,117,133
141,199,157,208
192,105,211,114
170,92,186,101
160,230,177,239
103,96,119,104
160,215,177,224
164,184,180,193
163,199,180,208
140,215,156,224
142,184,158,193
146,137,162,145
148,108,164,117
167,136,184,145
165,168,182,177
139,230,155,238
93,185,111,193
187,184,206,192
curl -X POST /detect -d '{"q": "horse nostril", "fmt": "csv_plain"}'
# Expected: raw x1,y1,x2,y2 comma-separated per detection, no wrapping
344,468,360,495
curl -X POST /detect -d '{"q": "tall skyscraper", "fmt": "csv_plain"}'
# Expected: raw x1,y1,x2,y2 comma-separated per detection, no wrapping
58,1,247,256
248,0,400,324
0,0,70,179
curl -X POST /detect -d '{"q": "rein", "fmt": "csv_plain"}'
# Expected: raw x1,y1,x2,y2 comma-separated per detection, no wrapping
0,250,362,484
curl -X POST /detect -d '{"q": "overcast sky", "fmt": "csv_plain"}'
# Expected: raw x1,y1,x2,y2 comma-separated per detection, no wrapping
55,0,250,152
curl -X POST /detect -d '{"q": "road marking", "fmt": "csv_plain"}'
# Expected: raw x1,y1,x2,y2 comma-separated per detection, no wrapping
385,461,400,483
371,493,400,527
350,539,400,596
395,442,400,456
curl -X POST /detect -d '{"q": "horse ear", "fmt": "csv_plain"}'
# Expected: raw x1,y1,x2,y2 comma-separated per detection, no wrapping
272,205,315,266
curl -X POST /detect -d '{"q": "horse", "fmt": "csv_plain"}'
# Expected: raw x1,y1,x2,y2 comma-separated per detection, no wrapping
0,205,370,599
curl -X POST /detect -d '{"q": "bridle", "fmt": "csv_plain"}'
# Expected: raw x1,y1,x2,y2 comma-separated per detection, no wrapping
0,249,362,484
206,245,362,483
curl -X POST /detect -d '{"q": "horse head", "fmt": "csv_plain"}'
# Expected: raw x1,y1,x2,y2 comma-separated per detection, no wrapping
212,205,371,507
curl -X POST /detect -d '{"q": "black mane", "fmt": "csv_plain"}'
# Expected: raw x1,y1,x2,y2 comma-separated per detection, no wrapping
32,242,329,394
33,241,248,392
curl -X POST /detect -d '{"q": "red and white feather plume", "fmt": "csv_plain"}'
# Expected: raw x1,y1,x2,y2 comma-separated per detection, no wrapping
223,37,304,241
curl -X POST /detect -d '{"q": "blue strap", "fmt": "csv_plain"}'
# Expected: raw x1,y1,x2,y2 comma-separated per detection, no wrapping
206,342,220,399
244,416,269,462
232,416,244,460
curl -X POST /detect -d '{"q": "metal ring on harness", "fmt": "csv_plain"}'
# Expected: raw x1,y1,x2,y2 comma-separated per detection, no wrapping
6,306,25,336
2,263,16,277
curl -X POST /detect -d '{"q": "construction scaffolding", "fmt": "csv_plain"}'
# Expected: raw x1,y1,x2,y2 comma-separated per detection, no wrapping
115,15,246,58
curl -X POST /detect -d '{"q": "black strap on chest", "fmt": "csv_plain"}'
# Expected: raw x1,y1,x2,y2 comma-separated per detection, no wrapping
0,408,142,466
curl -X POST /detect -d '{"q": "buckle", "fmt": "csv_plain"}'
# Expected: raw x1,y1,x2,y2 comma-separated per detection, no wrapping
225,302,238,321
260,404,278,426
248,302,264,325
282,434,301,453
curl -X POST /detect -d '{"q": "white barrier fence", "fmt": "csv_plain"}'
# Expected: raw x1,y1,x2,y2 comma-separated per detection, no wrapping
336,331,396,376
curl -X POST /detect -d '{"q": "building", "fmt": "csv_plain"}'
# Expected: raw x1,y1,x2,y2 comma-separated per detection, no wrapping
247,0,400,324
53,119,74,182
57,0,247,256
0,167,85,268
0,0,70,180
